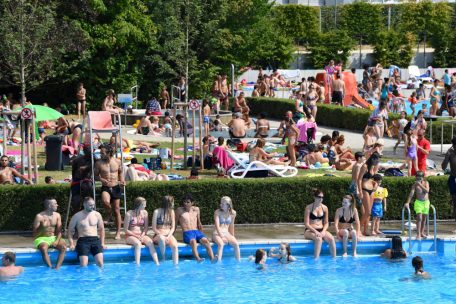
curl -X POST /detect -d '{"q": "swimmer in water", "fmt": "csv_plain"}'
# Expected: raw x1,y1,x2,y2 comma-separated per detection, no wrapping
269,242,296,263
249,249,267,270
412,256,430,279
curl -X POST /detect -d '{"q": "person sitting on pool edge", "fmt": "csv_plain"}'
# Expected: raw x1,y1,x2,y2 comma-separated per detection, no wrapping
152,196,179,265
68,197,106,267
381,236,407,259
0,252,23,277
212,196,241,262
124,197,159,265
32,198,67,269
334,195,360,257
176,194,216,263
412,256,430,279
304,188,336,259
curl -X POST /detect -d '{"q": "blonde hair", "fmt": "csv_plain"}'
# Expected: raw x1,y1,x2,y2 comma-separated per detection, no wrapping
134,197,146,209
255,138,266,148
220,196,234,215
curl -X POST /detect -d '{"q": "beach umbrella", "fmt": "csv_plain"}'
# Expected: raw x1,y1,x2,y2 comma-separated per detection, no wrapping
21,104,63,121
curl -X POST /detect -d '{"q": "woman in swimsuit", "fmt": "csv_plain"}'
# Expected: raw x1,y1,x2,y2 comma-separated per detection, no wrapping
293,94,305,123
212,196,240,262
334,195,360,257
68,121,83,150
357,152,380,234
102,89,123,114
429,80,441,116
360,172,378,236
152,195,179,265
305,83,319,118
413,110,427,131
255,112,270,138
249,138,288,166
334,135,355,160
405,128,418,176
124,197,159,265
304,189,336,258
363,126,376,154
283,117,299,167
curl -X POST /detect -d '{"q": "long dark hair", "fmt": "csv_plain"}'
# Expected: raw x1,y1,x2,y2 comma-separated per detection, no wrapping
366,152,380,172
255,249,266,264
391,236,406,259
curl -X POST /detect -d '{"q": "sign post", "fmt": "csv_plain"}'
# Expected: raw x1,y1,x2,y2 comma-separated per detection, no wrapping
188,100,200,168
21,108,33,183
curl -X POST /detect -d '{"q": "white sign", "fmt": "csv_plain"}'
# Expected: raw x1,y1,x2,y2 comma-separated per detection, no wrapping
21,108,33,120
188,99,200,110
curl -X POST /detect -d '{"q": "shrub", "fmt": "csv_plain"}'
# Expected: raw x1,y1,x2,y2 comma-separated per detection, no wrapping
425,119,456,144
247,97,401,132
0,176,451,231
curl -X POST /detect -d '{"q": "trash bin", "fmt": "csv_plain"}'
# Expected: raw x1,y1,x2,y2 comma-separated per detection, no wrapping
44,135,64,170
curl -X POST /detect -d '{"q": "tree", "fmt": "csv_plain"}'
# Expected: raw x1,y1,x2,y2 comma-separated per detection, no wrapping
339,2,384,45
372,31,415,67
271,5,320,45
307,31,356,69
0,0,81,104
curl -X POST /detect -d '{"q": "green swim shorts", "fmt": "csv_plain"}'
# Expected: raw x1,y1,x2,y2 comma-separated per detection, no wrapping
34,236,57,248
414,199,430,215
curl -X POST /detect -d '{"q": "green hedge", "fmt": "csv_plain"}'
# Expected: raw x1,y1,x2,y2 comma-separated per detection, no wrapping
0,176,452,231
247,97,401,132
425,119,456,145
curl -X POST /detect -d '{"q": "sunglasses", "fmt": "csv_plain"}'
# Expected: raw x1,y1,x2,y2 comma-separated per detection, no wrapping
315,196,324,198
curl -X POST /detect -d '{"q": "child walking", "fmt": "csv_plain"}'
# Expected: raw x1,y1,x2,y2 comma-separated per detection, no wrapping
371,174,388,235
203,99,211,136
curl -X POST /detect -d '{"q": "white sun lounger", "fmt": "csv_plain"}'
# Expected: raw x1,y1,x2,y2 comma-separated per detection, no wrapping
226,151,298,179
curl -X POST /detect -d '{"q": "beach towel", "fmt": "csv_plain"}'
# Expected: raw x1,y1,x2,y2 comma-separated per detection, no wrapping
213,146,234,171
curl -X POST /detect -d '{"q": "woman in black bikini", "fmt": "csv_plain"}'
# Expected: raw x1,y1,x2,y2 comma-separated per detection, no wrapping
304,189,336,258
334,195,360,257
357,152,380,235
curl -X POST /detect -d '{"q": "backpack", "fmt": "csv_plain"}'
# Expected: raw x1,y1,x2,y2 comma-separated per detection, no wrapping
384,168,404,177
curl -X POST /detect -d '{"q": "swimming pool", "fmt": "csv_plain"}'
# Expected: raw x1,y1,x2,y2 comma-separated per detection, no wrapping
371,99,440,116
1,253,455,303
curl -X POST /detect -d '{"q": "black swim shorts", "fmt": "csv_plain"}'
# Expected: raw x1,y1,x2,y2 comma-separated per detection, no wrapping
448,176,456,196
76,237,103,257
332,91,343,104
101,185,122,200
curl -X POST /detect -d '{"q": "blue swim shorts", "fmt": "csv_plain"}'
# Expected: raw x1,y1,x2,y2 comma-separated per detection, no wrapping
183,230,206,244
371,201,383,218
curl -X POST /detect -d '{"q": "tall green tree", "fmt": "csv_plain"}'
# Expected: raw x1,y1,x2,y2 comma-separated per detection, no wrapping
0,0,81,103
307,31,356,69
271,5,320,45
339,2,384,45
372,31,415,67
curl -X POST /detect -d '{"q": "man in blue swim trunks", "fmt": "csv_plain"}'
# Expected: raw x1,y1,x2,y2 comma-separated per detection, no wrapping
176,194,216,262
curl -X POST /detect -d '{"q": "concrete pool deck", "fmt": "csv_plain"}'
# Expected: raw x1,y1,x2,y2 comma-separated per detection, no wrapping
1,221,455,250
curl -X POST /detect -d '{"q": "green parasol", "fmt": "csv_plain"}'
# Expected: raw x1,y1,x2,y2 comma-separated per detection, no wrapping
22,105,63,122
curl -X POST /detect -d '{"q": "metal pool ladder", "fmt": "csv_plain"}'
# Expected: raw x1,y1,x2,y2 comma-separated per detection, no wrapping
401,205,437,254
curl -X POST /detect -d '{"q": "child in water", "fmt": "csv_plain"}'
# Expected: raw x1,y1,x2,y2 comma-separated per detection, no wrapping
269,242,296,263
249,249,267,269
412,256,430,279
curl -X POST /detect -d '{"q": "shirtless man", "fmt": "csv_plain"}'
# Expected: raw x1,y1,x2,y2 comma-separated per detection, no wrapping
442,137,456,222
331,72,345,106
219,74,229,110
32,198,66,269
160,86,170,110
233,92,249,114
68,197,105,267
0,252,23,277
71,146,93,213
175,194,216,262
211,75,221,112
349,152,365,211
0,155,32,184
95,144,124,240
227,112,247,138
76,83,86,120
405,171,430,240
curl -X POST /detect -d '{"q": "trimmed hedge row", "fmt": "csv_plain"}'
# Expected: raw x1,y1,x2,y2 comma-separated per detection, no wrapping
247,97,401,132
0,176,452,231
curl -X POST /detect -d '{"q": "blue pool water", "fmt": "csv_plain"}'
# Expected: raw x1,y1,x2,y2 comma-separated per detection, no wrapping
371,99,438,116
2,254,456,303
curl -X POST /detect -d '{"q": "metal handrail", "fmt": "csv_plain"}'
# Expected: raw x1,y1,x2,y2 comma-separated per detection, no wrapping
428,204,437,253
401,205,412,254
